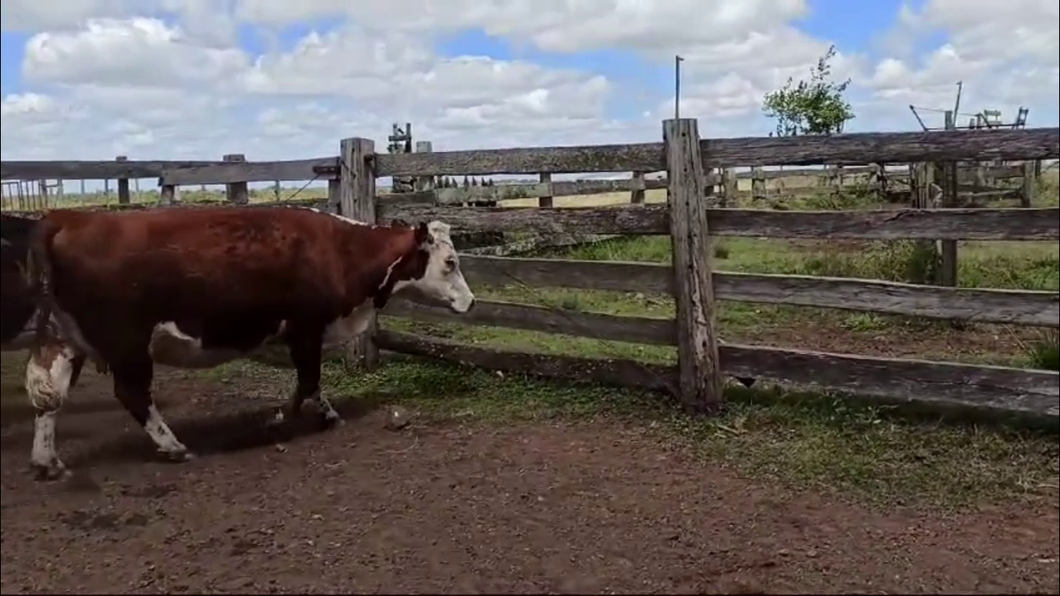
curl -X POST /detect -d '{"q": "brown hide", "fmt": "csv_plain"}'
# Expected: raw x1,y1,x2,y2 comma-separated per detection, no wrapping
33,206,429,362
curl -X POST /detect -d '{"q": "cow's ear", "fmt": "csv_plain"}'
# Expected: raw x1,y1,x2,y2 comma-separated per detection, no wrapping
414,221,432,245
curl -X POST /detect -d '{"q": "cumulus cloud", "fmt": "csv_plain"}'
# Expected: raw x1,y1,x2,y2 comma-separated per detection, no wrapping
0,0,1056,164
861,0,1058,127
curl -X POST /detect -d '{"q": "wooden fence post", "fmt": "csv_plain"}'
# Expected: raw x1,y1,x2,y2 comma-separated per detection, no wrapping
539,173,553,207
223,154,249,204
327,177,341,213
870,163,885,201
159,184,178,205
414,141,434,192
937,111,958,287
339,137,379,369
911,162,941,284
630,171,645,204
115,155,131,205
750,166,765,202
720,168,737,207
1020,161,1036,207
663,118,723,414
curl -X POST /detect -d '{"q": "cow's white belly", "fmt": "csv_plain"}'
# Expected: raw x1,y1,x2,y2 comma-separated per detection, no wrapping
149,303,375,369
148,323,248,369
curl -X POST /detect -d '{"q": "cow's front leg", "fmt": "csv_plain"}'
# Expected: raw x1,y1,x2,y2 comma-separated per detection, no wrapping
111,356,194,463
274,329,339,430
24,341,81,481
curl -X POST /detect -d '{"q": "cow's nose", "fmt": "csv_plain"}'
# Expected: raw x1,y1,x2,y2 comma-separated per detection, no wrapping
465,298,476,312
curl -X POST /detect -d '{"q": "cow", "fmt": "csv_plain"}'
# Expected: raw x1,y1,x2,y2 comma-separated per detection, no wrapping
3,214,92,478
24,206,475,480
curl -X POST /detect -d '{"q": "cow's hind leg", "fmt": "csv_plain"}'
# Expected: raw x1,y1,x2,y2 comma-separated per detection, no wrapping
24,341,79,481
272,328,339,430
111,356,194,463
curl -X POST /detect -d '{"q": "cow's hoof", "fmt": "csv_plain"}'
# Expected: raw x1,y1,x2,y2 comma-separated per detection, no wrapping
317,410,343,430
31,461,71,482
158,449,196,463
267,408,292,428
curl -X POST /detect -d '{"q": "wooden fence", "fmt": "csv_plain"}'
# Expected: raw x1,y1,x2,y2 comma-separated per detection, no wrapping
412,161,1037,207
2,123,1058,418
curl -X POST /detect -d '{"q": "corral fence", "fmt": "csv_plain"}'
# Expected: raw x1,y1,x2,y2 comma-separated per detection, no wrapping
2,121,1058,420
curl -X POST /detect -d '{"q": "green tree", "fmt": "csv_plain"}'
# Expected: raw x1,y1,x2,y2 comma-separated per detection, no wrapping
762,45,854,136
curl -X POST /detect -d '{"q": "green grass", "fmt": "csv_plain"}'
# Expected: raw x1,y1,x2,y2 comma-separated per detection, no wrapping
382,232,1058,371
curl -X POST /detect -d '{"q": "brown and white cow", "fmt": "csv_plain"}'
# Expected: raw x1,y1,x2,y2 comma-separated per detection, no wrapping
24,206,475,479
3,213,92,477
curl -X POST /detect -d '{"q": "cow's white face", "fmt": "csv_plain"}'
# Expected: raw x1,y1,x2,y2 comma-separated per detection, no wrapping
396,221,475,313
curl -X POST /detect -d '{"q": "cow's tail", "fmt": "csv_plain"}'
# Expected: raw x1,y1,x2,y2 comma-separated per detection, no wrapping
25,218,62,345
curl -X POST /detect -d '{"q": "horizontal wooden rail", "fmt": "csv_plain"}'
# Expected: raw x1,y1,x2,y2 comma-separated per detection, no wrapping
404,257,1059,328
374,128,1059,176
377,204,1060,241
376,330,676,392
1,157,337,184
375,331,1059,418
2,160,213,181
385,178,670,205
738,163,1022,181
461,256,671,293
382,299,676,345
0,198,329,218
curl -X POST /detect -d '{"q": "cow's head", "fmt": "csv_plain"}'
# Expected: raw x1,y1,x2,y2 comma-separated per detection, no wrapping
383,221,475,313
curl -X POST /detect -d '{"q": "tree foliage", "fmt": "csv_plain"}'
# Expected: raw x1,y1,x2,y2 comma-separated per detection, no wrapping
762,45,854,136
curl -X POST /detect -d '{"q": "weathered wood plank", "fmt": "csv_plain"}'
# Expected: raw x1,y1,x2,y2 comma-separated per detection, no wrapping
704,128,1060,168
115,155,131,205
665,118,723,412
375,143,666,177
382,299,675,345
396,178,671,205
721,344,1058,417
459,256,1058,327
375,330,676,392
708,207,1059,240
163,158,337,185
376,331,1059,417
378,203,669,236
745,163,1023,181
1021,161,1036,207
1,157,337,183
341,138,379,367
2,160,208,180
223,154,250,205
715,273,1059,327
383,203,1059,241
1,198,331,219
372,128,1057,177
460,255,671,293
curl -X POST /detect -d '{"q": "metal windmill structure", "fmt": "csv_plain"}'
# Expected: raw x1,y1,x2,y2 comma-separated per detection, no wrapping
387,122,416,193
908,81,1029,131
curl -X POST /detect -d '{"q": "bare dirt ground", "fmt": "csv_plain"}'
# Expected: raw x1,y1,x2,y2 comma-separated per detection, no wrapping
1,365,1058,595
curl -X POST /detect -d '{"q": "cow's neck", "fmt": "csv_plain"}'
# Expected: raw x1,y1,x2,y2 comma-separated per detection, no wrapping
339,226,417,312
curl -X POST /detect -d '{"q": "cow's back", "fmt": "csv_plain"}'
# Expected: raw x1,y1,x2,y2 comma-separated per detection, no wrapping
44,207,352,327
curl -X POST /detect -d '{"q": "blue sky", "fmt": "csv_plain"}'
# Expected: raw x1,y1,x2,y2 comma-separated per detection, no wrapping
1,0,921,112
2,0,1055,169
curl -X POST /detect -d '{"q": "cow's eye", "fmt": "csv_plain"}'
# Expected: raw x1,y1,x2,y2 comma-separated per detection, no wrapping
444,258,457,271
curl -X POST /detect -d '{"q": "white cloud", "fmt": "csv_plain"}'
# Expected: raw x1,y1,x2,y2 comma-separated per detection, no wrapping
0,0,1056,167
863,0,1058,129
24,18,248,89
